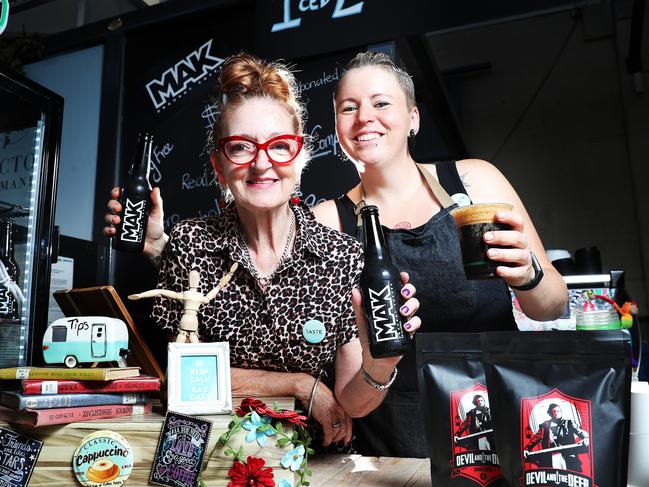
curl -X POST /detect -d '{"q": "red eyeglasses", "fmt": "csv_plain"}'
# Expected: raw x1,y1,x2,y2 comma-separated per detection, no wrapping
218,134,304,166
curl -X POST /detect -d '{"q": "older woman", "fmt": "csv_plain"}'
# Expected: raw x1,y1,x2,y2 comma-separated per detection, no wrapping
313,51,568,457
105,53,420,447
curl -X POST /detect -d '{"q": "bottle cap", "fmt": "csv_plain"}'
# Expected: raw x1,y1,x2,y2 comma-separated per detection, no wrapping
360,205,379,215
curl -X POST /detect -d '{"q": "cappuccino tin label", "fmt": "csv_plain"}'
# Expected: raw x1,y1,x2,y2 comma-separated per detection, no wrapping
72,430,133,487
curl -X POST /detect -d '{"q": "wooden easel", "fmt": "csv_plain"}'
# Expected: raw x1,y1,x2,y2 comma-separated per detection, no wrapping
53,285,165,380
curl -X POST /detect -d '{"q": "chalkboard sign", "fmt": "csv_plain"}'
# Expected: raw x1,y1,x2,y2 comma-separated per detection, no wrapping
255,0,435,59
255,0,578,59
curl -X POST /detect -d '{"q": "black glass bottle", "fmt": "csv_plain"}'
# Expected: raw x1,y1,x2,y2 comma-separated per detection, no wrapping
0,218,20,321
359,205,410,358
112,132,153,253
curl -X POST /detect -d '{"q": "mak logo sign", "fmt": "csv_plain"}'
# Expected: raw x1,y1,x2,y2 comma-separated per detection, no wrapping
146,39,224,112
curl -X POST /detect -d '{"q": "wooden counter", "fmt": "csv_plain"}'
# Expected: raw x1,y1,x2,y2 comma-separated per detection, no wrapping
2,399,296,486
0,398,432,486
309,455,430,486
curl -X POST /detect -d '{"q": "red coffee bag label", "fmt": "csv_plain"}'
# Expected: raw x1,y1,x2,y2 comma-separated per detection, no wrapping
520,389,595,487
450,384,503,486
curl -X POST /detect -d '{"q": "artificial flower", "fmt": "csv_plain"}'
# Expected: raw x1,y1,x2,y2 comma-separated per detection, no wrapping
235,397,267,417
258,407,308,427
280,444,305,472
242,411,276,447
227,456,274,487
278,480,293,487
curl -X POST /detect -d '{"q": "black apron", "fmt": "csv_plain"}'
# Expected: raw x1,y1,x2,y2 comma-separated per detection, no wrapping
334,161,517,458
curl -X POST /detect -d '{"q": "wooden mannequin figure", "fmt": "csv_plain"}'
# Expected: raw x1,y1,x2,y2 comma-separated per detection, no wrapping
128,263,238,343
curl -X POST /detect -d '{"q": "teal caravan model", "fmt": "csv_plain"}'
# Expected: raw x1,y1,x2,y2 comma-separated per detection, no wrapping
42,317,129,368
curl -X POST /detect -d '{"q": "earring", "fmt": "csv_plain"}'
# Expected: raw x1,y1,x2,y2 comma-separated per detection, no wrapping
409,129,416,139
290,185,301,205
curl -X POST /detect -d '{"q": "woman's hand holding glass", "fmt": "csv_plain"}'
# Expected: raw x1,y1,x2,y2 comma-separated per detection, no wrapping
483,208,536,289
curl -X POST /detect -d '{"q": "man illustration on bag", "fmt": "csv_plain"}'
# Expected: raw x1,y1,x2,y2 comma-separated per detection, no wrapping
524,403,589,471
454,394,494,451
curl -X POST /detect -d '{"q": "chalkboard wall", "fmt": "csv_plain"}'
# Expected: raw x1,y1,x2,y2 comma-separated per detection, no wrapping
111,5,458,363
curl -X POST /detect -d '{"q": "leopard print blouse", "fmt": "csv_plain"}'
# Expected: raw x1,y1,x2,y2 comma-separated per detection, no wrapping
152,203,363,385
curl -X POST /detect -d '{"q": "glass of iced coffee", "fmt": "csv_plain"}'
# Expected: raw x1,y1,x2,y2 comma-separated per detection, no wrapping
451,203,514,280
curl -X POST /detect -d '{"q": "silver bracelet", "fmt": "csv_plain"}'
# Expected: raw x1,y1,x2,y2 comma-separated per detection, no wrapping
307,373,322,418
362,366,398,391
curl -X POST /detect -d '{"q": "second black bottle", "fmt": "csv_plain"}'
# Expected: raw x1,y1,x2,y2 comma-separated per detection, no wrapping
360,205,410,358
112,132,153,253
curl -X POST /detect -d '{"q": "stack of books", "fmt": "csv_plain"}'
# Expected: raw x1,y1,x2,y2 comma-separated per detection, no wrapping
0,366,161,427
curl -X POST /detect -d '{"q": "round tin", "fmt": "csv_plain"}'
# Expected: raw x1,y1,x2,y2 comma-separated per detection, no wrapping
72,430,133,487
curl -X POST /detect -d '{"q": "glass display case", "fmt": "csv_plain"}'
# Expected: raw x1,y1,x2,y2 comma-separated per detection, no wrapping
0,69,62,367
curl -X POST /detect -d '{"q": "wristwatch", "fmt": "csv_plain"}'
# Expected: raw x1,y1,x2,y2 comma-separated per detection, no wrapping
511,251,544,291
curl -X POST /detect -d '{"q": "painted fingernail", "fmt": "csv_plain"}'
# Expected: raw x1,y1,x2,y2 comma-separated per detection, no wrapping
402,288,410,297
400,305,409,314
488,249,497,258
484,232,494,241
404,322,412,331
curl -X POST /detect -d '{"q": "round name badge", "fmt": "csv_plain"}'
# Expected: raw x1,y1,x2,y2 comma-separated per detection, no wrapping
302,319,326,344
451,192,472,208
72,430,133,487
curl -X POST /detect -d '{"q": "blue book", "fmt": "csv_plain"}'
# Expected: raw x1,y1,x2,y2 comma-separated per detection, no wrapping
0,390,149,410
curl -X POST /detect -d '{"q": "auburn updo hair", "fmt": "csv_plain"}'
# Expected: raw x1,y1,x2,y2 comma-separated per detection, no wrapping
211,53,307,146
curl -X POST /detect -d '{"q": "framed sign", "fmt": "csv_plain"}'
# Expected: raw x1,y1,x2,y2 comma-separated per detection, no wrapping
150,412,213,487
167,342,232,414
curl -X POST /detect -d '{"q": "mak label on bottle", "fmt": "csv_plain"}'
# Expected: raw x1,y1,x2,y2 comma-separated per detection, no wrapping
119,198,147,243
367,283,402,343
0,287,14,315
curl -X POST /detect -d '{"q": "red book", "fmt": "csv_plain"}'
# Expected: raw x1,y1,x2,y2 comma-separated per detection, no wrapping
21,375,161,395
0,402,153,427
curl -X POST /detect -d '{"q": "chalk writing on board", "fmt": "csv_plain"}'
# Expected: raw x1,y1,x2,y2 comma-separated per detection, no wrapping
202,103,220,131
272,0,365,33
309,124,339,160
146,39,224,112
198,198,223,219
181,166,217,191
300,191,326,208
150,141,174,184
299,67,339,93
164,213,181,231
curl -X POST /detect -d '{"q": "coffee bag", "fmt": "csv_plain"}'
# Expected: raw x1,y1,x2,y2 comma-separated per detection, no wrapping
417,333,505,487
482,330,631,487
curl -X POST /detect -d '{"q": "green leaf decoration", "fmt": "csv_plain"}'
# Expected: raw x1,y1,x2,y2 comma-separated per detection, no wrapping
277,437,291,447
